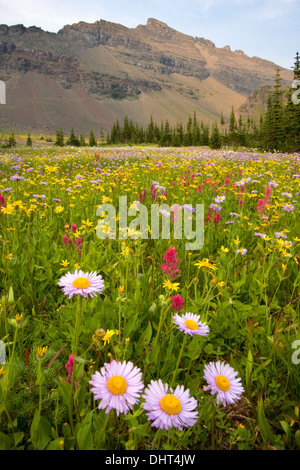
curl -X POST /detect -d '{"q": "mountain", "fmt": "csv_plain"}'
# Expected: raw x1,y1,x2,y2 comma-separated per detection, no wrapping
0,18,294,136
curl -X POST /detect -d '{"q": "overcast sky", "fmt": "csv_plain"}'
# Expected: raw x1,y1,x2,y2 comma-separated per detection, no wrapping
0,0,299,69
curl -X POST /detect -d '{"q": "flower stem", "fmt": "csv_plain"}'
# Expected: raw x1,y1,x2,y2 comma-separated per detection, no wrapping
170,334,188,388
68,296,84,445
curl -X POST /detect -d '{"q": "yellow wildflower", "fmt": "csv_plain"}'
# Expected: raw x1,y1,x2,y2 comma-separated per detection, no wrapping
15,313,23,324
234,236,241,246
118,286,125,295
37,346,48,360
194,258,217,270
162,279,180,291
102,330,116,345
60,260,69,267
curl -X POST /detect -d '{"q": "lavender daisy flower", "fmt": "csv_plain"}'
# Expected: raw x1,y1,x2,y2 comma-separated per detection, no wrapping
143,379,198,431
173,312,209,337
254,232,267,238
214,195,225,203
89,360,144,416
203,361,244,407
236,248,247,254
11,175,26,181
58,269,105,299
275,232,287,239
159,209,171,217
181,205,195,213
33,194,46,199
209,203,222,212
283,204,294,212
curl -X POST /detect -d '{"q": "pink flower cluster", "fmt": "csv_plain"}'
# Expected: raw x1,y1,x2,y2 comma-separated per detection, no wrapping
0,194,6,208
170,294,185,311
205,207,221,226
161,247,181,280
65,354,84,385
139,189,147,202
255,186,271,215
63,223,82,253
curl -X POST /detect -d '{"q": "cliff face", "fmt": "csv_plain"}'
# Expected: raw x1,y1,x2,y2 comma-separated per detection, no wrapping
0,18,294,134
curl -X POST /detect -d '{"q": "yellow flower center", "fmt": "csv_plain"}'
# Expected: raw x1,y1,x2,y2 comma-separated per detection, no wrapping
184,319,198,330
215,374,230,391
72,277,91,289
107,375,127,395
160,394,182,415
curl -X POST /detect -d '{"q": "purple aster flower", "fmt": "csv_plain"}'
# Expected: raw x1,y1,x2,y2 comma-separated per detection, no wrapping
283,204,294,212
58,269,105,299
159,209,171,217
143,379,198,431
181,205,195,213
214,195,225,203
209,204,222,212
275,232,287,239
89,360,144,416
254,232,267,238
236,248,247,254
10,175,26,181
203,361,244,407
1,188,12,193
33,194,46,199
173,312,209,337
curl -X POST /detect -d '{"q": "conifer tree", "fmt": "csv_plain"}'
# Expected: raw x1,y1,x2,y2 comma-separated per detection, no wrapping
55,128,64,146
8,133,16,147
66,129,80,146
26,133,32,146
89,130,96,146
210,122,221,149
220,111,225,127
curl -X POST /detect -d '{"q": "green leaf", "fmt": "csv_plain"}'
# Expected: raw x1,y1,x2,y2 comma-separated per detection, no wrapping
257,397,273,443
30,410,52,450
280,421,291,444
8,286,14,304
140,321,152,347
295,430,300,447
76,412,94,450
0,431,12,450
47,438,64,450
58,379,71,407
245,349,253,393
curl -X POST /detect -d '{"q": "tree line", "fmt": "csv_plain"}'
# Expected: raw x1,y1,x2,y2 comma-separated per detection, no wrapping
104,53,300,152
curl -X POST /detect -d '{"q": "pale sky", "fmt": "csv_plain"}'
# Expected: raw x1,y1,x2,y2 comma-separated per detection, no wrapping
0,0,299,69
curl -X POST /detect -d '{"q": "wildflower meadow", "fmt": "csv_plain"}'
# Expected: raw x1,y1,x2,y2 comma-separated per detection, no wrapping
0,145,299,451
